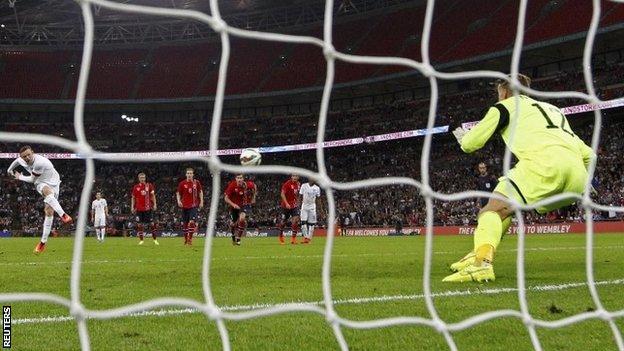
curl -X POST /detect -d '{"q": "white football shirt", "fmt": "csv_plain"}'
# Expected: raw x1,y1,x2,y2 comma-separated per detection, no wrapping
7,154,60,186
299,183,321,210
92,199,108,218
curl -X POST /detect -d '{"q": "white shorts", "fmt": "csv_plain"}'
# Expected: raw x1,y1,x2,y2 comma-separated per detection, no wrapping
300,208,317,223
36,182,60,198
94,216,106,227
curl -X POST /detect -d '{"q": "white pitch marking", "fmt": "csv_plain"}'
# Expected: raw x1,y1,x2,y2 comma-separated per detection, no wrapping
1,245,623,267
12,278,624,325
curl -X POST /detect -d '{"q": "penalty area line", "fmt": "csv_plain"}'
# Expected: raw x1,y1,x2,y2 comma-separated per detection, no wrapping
1,245,624,267
11,278,624,325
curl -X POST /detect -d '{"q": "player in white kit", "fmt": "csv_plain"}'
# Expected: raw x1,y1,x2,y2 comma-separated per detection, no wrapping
299,180,321,244
91,191,108,243
7,146,73,253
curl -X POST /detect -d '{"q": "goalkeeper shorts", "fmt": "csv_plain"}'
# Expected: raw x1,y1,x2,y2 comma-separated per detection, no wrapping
494,147,588,214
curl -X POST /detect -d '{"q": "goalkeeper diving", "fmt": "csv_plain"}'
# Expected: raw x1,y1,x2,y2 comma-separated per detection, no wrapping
444,74,595,283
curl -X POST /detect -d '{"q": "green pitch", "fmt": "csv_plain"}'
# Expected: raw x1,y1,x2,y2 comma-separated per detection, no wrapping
2,234,623,350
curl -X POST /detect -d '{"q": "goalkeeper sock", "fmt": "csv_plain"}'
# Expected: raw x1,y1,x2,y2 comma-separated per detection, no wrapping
473,211,502,267
44,194,66,217
41,216,53,243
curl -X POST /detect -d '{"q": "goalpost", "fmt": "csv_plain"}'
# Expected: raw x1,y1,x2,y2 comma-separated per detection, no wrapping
0,0,623,350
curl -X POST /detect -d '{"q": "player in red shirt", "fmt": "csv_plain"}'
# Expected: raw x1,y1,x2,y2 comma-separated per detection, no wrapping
131,172,159,245
224,174,249,246
278,174,301,245
243,175,257,217
176,167,204,246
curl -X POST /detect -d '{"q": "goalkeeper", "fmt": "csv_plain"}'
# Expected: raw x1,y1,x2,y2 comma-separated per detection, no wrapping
444,74,595,283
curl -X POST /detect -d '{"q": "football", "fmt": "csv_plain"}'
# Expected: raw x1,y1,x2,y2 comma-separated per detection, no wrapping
240,148,262,166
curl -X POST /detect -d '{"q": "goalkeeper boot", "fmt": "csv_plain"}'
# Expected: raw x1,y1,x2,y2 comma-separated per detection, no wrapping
442,264,495,283
449,251,476,272
33,242,46,254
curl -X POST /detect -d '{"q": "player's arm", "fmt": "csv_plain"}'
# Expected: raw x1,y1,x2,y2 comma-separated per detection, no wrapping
8,159,35,183
6,158,21,175
130,193,136,214
224,184,240,209
457,105,505,153
315,189,322,214
280,183,290,208
91,203,95,222
199,189,204,209
574,135,596,170
150,186,157,210
176,188,183,208
224,194,240,209
104,200,109,217
298,185,304,208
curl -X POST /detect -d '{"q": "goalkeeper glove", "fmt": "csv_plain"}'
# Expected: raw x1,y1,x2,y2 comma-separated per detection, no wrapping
452,127,468,145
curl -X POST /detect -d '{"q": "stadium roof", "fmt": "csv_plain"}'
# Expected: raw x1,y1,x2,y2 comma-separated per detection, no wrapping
0,0,414,46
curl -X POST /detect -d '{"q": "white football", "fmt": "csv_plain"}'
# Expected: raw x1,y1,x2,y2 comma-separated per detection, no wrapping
240,148,262,166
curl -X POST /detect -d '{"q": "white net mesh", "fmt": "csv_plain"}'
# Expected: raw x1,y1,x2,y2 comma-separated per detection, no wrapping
1,0,623,350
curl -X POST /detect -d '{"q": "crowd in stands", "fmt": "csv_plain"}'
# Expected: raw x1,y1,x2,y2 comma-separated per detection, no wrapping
1,65,623,235
1,0,622,99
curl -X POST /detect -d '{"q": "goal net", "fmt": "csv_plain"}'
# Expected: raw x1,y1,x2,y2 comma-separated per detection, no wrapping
0,0,623,350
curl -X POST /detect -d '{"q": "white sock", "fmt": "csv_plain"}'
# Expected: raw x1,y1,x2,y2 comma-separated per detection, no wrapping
95,229,101,240
308,225,315,239
100,228,105,241
41,216,53,243
44,194,65,217
301,223,308,237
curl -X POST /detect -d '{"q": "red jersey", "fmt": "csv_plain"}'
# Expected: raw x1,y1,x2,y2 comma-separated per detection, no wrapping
280,179,300,209
177,179,203,209
244,180,256,205
132,182,155,211
224,180,246,208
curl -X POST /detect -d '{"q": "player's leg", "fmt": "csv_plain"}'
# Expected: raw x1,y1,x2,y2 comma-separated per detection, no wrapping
306,210,317,243
444,179,520,282
94,223,101,242
187,207,198,245
290,211,300,245
99,216,107,242
182,221,188,244
181,208,189,245
94,216,100,242
278,211,291,245
34,205,55,253
300,209,309,243
149,212,159,245
39,184,72,223
234,212,246,245
229,209,239,245
136,212,145,244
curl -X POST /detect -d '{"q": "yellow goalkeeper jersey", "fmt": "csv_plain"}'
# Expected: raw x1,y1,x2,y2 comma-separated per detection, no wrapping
460,95,594,167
